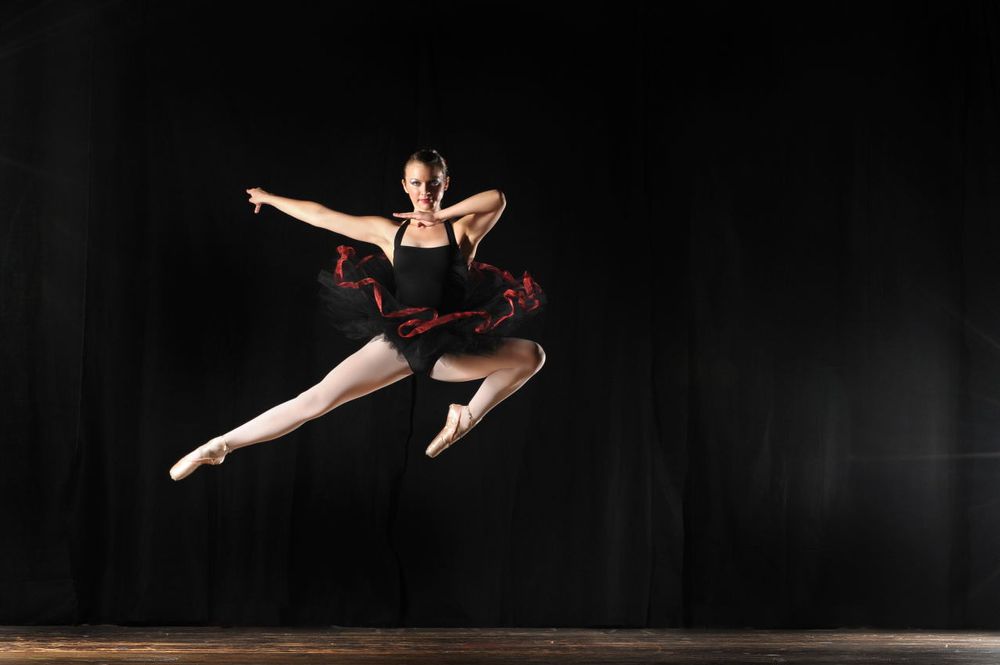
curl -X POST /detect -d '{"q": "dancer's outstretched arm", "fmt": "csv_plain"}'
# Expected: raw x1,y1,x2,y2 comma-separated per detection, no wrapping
246,186,396,246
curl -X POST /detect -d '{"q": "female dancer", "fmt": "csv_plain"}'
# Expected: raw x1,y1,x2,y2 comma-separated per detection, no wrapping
169,148,546,481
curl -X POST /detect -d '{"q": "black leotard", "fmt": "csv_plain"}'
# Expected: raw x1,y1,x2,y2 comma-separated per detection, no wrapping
393,218,467,312
390,218,469,374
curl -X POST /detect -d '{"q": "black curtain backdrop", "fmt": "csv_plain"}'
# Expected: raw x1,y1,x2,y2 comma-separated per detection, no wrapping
5,0,1000,628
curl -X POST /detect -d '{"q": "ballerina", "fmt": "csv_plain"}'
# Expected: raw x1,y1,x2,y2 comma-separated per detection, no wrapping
169,148,546,481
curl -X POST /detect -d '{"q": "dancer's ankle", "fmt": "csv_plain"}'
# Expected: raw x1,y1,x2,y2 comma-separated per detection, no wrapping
213,435,233,454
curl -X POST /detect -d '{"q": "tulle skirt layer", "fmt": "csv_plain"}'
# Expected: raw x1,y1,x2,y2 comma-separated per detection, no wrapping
316,244,546,374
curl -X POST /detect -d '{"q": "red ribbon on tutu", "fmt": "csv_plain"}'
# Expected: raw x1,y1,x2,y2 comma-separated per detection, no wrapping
330,245,543,338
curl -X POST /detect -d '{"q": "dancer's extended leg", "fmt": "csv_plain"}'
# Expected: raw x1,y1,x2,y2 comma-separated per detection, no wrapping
423,337,545,457
223,335,413,449
169,335,412,480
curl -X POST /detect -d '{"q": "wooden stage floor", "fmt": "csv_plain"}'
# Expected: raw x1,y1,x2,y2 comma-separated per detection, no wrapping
3,626,1000,663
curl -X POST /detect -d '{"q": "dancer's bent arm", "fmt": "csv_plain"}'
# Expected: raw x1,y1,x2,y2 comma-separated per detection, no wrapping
246,187,395,246
446,189,505,244
395,189,506,244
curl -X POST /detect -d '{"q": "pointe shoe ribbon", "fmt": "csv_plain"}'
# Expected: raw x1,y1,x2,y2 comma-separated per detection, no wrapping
425,404,478,458
169,437,231,481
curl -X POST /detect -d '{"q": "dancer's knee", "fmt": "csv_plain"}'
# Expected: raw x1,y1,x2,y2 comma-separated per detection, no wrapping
499,340,545,377
526,341,545,374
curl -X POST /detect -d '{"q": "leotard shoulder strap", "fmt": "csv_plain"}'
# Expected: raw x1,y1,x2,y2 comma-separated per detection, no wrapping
443,218,457,246
393,219,410,250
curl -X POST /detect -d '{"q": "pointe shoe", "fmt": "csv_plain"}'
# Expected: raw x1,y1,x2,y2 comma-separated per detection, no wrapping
425,404,478,458
169,436,231,481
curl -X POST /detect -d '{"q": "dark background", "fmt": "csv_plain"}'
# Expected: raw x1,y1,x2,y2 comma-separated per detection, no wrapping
4,0,1000,628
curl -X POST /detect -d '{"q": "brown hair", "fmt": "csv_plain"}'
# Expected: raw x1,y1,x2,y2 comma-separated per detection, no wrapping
404,147,449,179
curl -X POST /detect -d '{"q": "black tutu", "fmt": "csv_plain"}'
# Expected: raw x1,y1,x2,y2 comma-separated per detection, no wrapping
316,244,547,374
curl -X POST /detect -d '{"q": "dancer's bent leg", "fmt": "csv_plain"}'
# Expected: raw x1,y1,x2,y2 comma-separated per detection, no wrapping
422,338,545,456
221,335,412,451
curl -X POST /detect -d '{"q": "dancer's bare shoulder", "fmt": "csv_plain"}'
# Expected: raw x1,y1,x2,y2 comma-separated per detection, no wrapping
451,219,481,268
362,215,399,250
452,190,506,247
372,217,406,265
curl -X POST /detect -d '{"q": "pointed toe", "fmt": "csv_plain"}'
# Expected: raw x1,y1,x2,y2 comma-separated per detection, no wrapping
425,404,478,458
169,437,231,481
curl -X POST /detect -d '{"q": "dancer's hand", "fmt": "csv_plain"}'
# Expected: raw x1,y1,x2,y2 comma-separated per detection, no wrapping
246,187,272,214
392,209,443,227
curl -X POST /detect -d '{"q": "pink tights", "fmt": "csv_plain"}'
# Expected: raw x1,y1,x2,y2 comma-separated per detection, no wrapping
218,335,545,450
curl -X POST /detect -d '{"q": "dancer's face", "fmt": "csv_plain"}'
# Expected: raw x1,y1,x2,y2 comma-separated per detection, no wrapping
401,162,448,212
